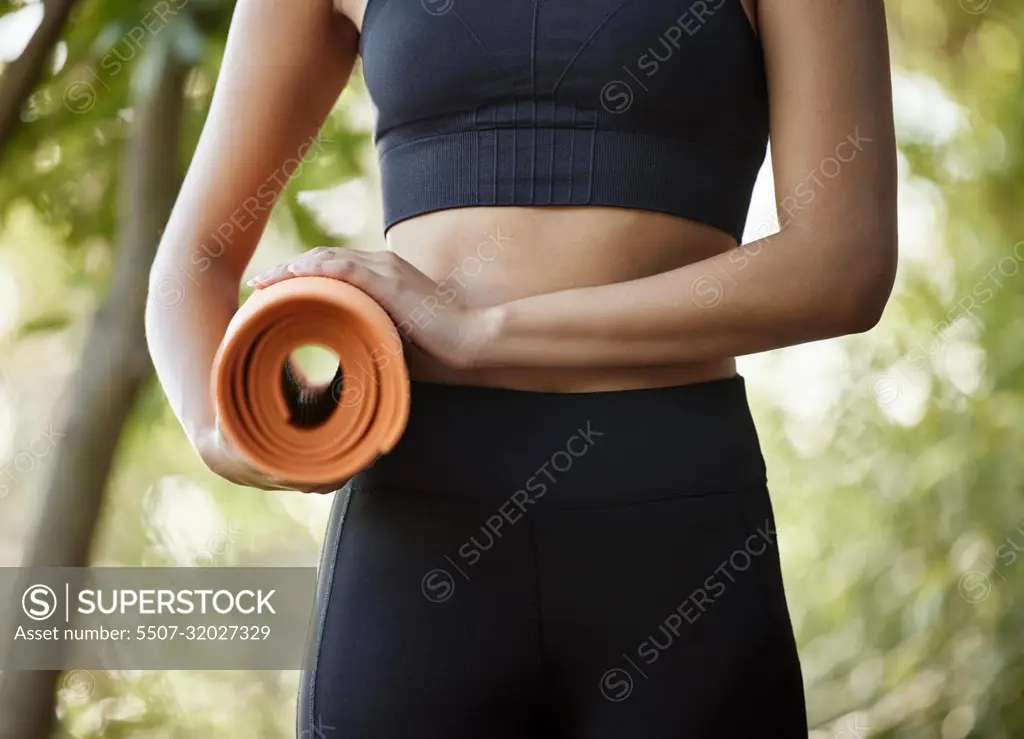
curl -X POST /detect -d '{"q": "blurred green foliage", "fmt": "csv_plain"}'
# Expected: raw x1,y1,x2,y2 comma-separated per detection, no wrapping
0,0,1022,737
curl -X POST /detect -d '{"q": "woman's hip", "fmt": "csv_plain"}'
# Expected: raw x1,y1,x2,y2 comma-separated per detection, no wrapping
297,376,806,737
354,373,767,507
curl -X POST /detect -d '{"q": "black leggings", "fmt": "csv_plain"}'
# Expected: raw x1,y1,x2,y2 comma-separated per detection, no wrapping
297,376,807,738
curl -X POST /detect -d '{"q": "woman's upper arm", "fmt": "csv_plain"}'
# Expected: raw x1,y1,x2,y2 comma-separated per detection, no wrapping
154,0,358,283
758,0,897,256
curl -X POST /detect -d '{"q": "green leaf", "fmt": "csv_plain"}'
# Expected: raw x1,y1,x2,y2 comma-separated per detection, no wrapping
18,311,73,335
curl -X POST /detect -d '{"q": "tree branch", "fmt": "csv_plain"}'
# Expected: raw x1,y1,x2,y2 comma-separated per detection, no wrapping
0,41,188,739
0,0,82,157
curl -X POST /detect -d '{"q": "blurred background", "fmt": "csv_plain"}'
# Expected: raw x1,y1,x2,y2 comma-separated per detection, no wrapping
0,0,1021,737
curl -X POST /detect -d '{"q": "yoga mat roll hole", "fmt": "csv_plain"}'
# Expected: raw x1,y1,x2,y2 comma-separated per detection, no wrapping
212,276,411,486
280,345,344,429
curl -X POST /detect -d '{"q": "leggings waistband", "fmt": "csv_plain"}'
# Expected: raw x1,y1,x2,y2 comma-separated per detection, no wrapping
353,374,767,507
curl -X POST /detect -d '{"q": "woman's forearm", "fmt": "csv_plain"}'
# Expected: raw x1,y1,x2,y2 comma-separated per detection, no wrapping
472,227,897,369
145,0,356,447
145,253,240,443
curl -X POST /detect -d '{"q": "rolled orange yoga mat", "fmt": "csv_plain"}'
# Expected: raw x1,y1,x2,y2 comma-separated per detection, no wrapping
212,276,411,486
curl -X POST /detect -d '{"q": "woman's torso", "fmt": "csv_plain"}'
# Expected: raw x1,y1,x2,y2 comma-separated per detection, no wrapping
336,0,759,392
387,206,738,391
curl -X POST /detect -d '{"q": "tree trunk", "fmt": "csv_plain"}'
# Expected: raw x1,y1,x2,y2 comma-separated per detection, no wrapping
0,45,187,739
0,0,82,156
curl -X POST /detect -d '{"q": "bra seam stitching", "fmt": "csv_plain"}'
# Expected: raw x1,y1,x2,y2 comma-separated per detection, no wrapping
377,125,763,159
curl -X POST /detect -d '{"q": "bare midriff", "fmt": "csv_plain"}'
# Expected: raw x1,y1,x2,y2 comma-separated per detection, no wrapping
386,206,739,392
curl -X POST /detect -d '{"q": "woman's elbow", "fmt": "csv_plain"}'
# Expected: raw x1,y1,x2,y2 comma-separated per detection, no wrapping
147,268,185,318
828,236,898,335
144,262,175,353
146,245,241,317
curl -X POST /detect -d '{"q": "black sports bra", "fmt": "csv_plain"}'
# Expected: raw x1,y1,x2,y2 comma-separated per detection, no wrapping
359,0,768,242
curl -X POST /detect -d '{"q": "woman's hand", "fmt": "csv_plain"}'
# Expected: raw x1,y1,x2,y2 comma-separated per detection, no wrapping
193,422,345,495
247,247,500,369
